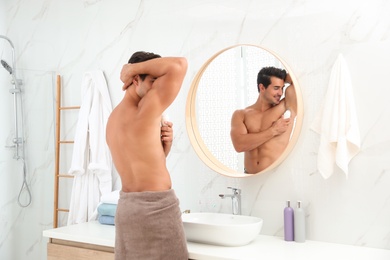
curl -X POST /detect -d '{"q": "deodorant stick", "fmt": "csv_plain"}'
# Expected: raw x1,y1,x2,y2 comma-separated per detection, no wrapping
283,109,291,119
161,114,169,126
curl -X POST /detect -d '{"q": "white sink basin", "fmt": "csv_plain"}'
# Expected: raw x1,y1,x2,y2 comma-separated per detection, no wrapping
182,212,263,247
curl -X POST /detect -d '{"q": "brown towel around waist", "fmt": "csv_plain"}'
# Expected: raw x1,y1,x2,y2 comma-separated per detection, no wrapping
115,189,188,260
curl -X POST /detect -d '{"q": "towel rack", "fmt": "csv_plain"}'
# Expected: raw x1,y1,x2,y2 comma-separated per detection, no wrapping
53,75,80,228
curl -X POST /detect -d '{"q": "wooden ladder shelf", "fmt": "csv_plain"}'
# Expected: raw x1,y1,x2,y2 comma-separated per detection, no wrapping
53,75,80,228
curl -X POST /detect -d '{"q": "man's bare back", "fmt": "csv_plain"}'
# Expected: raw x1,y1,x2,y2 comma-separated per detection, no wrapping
230,67,297,174
106,53,187,192
106,101,171,192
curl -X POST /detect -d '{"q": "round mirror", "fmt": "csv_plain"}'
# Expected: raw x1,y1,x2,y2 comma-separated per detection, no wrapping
186,44,303,177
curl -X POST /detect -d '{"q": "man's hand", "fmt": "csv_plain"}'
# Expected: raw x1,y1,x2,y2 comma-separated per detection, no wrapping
120,64,135,91
271,117,290,136
285,73,293,85
161,121,173,142
161,121,173,156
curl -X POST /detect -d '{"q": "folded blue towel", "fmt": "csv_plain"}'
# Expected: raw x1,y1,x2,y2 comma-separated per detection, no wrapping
97,203,117,217
98,215,115,225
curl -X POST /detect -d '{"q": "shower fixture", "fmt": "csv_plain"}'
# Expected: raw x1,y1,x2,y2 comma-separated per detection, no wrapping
1,59,13,74
1,34,31,207
0,35,15,73
1,58,22,87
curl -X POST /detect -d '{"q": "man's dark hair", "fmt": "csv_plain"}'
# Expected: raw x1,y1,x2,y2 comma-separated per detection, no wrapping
257,67,287,92
128,51,161,80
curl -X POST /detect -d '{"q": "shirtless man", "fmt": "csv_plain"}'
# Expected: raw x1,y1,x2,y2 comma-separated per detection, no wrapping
106,51,188,259
230,67,297,174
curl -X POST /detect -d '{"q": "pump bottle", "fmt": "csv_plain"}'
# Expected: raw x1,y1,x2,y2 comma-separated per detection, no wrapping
284,200,294,241
294,201,306,242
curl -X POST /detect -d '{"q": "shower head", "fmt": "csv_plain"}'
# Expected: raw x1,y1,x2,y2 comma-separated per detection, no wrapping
1,59,13,74
1,36,16,76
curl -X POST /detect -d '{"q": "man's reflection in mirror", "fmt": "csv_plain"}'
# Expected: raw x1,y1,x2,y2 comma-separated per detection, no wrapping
230,67,297,174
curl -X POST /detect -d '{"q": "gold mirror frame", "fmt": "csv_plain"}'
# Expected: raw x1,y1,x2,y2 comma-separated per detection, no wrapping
186,44,303,177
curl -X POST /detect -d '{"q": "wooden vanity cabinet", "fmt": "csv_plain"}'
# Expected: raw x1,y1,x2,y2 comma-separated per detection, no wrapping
47,238,114,260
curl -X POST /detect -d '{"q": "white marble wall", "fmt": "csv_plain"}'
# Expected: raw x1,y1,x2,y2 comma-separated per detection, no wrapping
1,0,390,259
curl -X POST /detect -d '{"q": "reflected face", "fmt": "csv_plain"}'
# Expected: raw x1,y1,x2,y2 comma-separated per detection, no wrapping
261,76,285,106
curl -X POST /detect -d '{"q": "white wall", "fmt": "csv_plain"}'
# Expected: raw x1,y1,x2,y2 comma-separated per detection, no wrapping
1,0,390,259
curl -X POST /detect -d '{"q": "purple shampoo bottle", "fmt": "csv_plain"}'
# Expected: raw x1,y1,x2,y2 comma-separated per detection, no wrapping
284,200,294,241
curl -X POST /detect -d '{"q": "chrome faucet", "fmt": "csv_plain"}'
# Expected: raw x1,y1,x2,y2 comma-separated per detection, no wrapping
219,187,241,215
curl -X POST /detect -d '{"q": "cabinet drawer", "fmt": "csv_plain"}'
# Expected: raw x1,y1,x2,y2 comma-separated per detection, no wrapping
47,242,114,260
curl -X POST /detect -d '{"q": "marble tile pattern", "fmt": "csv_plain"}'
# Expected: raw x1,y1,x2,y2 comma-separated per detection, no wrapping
1,0,390,259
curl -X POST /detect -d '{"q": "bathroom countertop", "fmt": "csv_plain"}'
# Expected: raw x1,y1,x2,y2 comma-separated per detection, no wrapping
43,221,390,260
43,221,115,247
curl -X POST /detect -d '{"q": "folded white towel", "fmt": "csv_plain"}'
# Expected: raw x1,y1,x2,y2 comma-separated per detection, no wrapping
101,190,120,205
311,54,361,179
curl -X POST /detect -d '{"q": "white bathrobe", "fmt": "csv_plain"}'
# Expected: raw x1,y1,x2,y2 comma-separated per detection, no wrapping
67,70,113,225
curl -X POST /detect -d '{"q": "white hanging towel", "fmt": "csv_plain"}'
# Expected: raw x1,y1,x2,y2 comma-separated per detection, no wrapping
311,54,361,179
67,70,113,225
